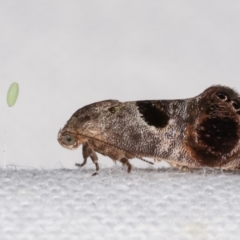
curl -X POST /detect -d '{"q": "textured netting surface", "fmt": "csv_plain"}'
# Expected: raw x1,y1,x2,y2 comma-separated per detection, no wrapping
0,167,240,240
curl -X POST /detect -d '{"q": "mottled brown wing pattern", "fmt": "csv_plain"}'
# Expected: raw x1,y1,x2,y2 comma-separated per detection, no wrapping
186,86,240,168
58,85,240,175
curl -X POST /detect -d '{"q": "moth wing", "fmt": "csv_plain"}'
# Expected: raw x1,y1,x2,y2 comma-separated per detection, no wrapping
187,85,240,166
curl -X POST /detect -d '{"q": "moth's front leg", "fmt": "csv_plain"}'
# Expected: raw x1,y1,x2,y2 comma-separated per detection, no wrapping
75,144,99,176
89,149,99,176
120,158,132,173
75,144,89,168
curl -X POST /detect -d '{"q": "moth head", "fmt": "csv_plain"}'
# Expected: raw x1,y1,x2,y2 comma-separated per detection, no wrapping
58,128,80,150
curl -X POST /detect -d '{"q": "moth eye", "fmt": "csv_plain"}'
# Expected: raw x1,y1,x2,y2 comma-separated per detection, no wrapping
216,92,228,101
62,135,76,146
232,101,240,111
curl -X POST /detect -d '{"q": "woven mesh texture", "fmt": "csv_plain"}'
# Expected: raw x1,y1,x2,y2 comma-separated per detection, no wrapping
0,167,239,240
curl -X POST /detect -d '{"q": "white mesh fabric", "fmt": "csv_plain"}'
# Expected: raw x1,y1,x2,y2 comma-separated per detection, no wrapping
0,167,239,240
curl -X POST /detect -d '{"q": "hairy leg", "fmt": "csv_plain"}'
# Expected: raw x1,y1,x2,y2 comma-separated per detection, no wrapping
76,144,99,176
120,158,132,173
167,162,192,172
89,149,99,176
75,144,90,167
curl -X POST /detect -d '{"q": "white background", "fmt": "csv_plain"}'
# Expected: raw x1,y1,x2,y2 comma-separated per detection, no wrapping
1,0,240,169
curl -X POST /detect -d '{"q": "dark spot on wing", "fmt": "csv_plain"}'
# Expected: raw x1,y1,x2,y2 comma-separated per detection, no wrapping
136,102,169,128
187,116,239,167
232,100,240,111
198,117,238,155
215,89,240,115
216,92,229,102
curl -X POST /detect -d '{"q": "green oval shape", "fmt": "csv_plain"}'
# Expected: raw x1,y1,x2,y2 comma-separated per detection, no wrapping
7,82,19,107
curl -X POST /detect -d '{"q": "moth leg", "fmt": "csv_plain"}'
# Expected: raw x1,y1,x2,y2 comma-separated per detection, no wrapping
168,162,192,172
75,144,99,176
177,165,192,172
89,150,99,176
221,165,240,171
180,166,192,172
75,144,90,168
120,158,132,173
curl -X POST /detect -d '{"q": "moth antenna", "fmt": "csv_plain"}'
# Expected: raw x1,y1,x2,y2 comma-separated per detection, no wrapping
137,156,154,165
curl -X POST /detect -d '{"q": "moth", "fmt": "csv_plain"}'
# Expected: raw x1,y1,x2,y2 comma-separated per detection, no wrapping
58,85,240,175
